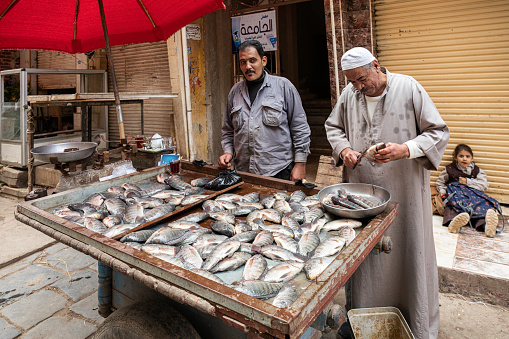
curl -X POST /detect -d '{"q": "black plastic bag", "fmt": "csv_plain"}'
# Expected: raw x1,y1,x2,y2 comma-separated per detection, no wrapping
192,159,210,167
205,169,242,190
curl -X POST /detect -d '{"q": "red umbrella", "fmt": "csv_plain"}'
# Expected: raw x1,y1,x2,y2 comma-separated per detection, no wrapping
0,0,225,139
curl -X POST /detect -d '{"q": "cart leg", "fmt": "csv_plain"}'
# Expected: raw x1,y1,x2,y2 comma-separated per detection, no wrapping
98,261,113,317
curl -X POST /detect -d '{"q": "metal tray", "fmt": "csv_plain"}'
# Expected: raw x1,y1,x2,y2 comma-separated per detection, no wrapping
348,307,415,339
318,183,391,219
30,142,97,163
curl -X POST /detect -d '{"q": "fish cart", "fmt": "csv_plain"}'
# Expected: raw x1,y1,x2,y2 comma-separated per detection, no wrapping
15,161,398,338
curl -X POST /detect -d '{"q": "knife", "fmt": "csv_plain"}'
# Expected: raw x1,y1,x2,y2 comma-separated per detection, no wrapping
352,148,368,169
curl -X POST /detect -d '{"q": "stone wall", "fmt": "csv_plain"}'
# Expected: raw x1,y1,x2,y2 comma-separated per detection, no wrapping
324,0,374,105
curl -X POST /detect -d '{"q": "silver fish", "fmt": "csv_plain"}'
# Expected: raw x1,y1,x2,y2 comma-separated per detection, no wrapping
235,201,264,210
202,240,241,271
124,189,142,199
215,193,245,203
165,195,185,206
121,183,141,191
128,196,165,208
184,187,206,196
252,230,274,247
215,200,239,210
165,221,202,230
304,208,324,223
289,202,309,213
274,191,291,201
173,228,211,247
211,221,235,237
273,285,299,308
242,192,260,203
263,261,305,283
338,226,356,245
209,211,235,225
202,200,224,213
102,215,122,228
284,211,305,224
190,268,226,285
274,199,293,214
242,254,267,281
261,245,307,263
123,203,145,224
140,183,168,197
273,233,299,253
61,215,85,225
104,198,127,216
107,186,124,195
259,224,294,239
229,230,260,243
300,199,321,209
145,228,189,245
320,219,363,232
157,172,170,183
260,196,276,209
312,237,346,258
364,142,386,163
83,193,104,207
123,242,143,250
234,222,252,234
304,256,336,280
238,243,262,255
103,223,140,238
191,177,211,187
229,205,258,216
210,252,251,273
289,190,307,204
282,217,303,240
297,232,321,257
177,245,203,269
83,218,107,234
181,194,209,206
143,204,176,222
155,254,186,268
150,190,185,199
141,244,179,256
193,234,228,249
177,212,209,223
231,280,284,300
166,177,192,191
120,229,156,243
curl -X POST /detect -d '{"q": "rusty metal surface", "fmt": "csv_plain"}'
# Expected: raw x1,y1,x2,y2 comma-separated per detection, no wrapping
16,161,398,338
348,307,415,339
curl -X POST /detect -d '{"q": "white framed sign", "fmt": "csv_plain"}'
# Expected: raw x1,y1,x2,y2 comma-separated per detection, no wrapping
231,10,277,53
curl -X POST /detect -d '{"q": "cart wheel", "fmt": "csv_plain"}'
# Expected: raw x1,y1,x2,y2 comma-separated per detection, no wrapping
94,300,201,339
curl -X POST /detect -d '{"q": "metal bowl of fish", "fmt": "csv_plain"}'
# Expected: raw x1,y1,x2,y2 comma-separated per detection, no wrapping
318,183,391,219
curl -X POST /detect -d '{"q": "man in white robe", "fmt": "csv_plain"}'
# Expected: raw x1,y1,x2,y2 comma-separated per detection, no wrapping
325,47,449,339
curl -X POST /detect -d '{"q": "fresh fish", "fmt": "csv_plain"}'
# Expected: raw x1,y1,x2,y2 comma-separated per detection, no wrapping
120,229,156,243
304,256,336,280
61,215,85,225
123,242,143,250
259,224,294,239
235,201,264,210
330,196,363,210
155,254,186,268
215,200,238,210
190,268,226,285
107,186,124,195
346,194,372,209
128,196,165,208
143,204,176,222
263,261,305,283
242,192,260,203
247,209,281,228
273,285,299,308
102,215,122,228
196,244,216,260
209,211,235,225
282,217,303,240
273,233,299,253
274,199,293,214
320,219,363,232
300,199,321,209
165,177,192,191
242,254,267,281
55,210,82,218
364,142,386,163
193,234,228,249
289,202,309,213
304,208,324,223
234,222,252,234
124,189,142,199
123,203,145,224
177,245,203,269
261,245,307,263
312,237,346,258
165,221,202,230
215,193,245,203
83,193,104,207
231,280,284,300
297,232,321,257
252,230,274,247
211,221,235,237
301,218,326,235
145,228,189,245
140,183,168,197
228,230,260,243
121,183,141,191
173,228,212,246
177,212,209,223
229,205,258,216
181,195,209,206
260,196,276,209
83,218,107,234
338,226,356,245
191,177,211,187
273,191,291,201
150,190,185,199
157,172,170,183
210,252,251,273
103,223,140,238
202,240,241,271
141,244,179,256
238,243,262,255
183,186,205,196
289,190,307,204
104,198,127,216
284,211,305,224
165,195,185,206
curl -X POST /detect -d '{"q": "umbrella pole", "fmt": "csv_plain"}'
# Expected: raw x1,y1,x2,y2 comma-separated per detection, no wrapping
98,0,126,144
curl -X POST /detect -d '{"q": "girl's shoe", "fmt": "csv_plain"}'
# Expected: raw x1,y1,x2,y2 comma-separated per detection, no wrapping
448,212,470,233
485,209,498,238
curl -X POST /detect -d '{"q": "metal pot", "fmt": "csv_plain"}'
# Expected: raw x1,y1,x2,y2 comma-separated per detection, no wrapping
318,183,391,219
31,142,98,163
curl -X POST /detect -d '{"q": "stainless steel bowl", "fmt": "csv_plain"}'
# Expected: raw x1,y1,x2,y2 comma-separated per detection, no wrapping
31,142,98,163
318,183,391,219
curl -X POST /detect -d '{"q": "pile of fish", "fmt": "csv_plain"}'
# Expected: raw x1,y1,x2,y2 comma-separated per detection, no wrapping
52,173,364,308
322,188,381,210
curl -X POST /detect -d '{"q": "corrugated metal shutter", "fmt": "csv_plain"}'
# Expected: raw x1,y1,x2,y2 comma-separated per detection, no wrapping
37,51,86,89
374,0,509,203
108,41,174,142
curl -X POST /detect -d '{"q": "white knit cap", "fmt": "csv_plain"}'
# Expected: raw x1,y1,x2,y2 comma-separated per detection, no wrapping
341,47,376,71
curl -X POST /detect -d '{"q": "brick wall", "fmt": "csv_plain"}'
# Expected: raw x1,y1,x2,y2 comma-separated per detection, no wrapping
324,0,374,105
0,50,20,71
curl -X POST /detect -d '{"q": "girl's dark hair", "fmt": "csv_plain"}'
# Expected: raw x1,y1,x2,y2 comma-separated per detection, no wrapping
453,144,473,158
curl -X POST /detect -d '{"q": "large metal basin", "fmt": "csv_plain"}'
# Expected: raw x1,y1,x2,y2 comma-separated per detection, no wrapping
318,183,391,219
31,142,97,163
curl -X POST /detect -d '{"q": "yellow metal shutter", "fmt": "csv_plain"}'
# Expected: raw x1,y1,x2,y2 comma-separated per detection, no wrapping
108,41,174,142
374,0,509,203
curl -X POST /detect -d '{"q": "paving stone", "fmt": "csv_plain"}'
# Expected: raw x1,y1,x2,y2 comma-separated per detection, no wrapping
0,317,21,339
0,264,65,307
69,292,105,324
45,247,96,272
23,316,97,339
0,252,41,279
0,289,67,330
89,260,99,272
41,242,68,255
52,269,97,302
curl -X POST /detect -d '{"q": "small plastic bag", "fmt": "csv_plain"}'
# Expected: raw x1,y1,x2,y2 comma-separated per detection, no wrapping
205,169,242,190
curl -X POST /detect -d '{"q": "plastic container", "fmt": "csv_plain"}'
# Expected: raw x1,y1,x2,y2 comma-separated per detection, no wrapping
348,307,414,339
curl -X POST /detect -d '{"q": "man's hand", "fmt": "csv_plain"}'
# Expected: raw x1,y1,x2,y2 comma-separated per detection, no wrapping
374,142,410,163
290,162,306,181
341,148,363,169
218,153,233,169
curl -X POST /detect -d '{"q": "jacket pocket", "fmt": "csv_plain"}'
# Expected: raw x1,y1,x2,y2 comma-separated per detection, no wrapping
262,101,283,127
230,105,243,131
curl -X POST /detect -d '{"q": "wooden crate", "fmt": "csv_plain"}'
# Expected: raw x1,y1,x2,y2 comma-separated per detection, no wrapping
315,155,343,188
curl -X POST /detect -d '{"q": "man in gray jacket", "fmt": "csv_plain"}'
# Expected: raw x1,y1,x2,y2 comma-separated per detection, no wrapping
219,40,311,181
